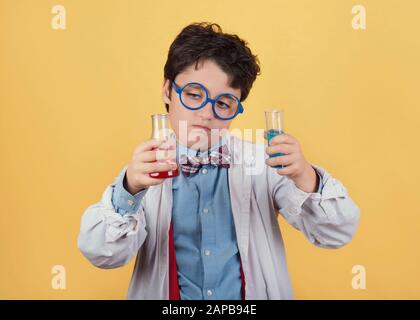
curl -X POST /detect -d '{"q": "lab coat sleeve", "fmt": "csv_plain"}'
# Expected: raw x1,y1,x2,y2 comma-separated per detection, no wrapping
77,167,148,268
270,164,360,248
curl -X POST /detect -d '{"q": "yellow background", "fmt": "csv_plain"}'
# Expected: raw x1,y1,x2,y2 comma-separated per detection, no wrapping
1,0,419,299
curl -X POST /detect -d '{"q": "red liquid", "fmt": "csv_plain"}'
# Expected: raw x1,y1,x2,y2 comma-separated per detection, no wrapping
149,167,180,179
149,145,179,178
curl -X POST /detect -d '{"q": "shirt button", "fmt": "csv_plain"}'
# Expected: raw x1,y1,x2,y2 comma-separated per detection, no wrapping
206,289,213,296
204,249,211,256
202,168,208,175
202,208,209,214
127,199,134,206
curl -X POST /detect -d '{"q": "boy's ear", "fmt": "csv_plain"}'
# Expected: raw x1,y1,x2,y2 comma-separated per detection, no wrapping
162,79,171,105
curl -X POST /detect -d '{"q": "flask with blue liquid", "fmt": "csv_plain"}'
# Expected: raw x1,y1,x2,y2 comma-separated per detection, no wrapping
265,110,285,169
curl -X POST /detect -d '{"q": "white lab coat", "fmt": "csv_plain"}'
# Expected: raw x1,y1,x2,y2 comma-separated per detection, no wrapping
78,133,360,299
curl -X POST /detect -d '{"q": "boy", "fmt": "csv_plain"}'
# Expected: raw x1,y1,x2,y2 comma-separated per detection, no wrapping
78,22,360,300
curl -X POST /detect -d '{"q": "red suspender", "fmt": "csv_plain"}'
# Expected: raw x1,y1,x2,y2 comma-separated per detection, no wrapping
168,223,180,300
240,260,246,300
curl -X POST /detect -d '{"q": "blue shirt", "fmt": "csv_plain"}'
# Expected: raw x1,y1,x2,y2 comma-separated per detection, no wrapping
111,140,324,300
170,139,242,300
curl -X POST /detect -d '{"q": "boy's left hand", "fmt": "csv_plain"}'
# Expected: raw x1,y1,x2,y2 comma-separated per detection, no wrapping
265,132,319,193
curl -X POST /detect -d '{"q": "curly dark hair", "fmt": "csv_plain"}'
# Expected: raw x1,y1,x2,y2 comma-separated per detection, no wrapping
163,22,261,112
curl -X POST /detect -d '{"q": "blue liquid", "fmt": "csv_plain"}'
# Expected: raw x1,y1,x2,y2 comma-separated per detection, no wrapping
267,129,285,169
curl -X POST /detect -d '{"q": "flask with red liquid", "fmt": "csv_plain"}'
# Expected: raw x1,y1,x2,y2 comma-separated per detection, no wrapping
149,114,180,179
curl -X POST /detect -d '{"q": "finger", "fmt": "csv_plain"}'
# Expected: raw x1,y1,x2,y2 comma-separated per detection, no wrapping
263,130,282,141
266,143,295,155
141,161,178,174
268,133,296,146
133,139,164,155
276,163,297,176
140,175,166,185
160,140,176,151
135,149,176,163
155,148,177,162
265,154,295,167
135,150,158,163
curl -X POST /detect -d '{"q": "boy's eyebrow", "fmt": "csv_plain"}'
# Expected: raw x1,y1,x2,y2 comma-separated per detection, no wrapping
186,83,203,90
175,80,239,98
219,94,236,101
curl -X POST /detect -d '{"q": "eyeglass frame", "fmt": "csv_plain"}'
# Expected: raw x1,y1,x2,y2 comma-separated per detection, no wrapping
171,81,244,120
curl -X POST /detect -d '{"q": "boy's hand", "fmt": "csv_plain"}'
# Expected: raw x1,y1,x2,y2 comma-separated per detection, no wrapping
125,139,178,195
265,132,319,193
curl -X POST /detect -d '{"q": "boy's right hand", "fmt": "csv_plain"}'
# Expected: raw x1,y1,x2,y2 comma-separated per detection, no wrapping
125,139,177,195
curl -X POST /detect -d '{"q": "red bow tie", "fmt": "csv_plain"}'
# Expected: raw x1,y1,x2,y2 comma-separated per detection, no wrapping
179,144,231,176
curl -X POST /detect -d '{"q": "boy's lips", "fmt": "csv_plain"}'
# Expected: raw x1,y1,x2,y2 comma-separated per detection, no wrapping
191,125,211,132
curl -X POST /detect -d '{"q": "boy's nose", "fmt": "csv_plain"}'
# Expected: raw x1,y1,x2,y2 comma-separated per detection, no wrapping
197,101,214,120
